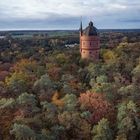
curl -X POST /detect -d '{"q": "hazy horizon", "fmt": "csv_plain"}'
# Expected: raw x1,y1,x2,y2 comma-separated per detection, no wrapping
0,28,140,32
0,0,140,30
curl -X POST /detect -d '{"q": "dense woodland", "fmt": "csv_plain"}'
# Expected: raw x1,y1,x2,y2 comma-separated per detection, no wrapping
0,31,140,140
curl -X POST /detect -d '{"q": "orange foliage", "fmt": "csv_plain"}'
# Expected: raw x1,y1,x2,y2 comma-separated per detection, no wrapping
0,63,12,71
0,71,9,81
69,79,79,90
47,66,62,81
52,91,64,107
0,109,15,140
79,91,114,124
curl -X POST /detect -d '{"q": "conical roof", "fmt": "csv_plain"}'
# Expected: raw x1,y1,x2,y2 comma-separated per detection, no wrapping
83,21,99,36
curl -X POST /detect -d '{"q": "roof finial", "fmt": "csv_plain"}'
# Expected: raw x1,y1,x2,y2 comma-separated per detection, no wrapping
89,16,93,26
89,21,93,26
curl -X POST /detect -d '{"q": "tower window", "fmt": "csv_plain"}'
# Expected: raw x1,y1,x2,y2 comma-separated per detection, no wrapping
83,42,85,46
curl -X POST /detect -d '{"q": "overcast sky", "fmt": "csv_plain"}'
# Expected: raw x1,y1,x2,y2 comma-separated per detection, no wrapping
0,0,140,30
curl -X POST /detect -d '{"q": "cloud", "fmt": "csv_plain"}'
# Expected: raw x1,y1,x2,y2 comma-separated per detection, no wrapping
0,0,139,29
120,19,140,23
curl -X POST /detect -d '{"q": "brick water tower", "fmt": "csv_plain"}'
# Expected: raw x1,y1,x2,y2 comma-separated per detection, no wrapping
80,21,100,60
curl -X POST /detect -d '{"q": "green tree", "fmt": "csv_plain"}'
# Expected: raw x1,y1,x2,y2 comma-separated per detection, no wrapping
92,118,113,140
78,68,90,85
62,94,77,111
58,111,91,139
117,100,139,138
17,92,37,107
56,53,67,65
33,74,54,91
33,74,55,101
118,84,140,100
61,83,77,95
0,98,15,109
49,125,66,140
34,74,55,90
17,93,40,117
41,101,58,126
10,123,36,140
91,75,116,101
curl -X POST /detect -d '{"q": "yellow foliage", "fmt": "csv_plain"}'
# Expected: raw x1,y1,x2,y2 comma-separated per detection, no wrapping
5,72,28,87
115,133,127,140
13,59,37,73
56,53,67,64
117,42,128,49
103,50,116,63
52,92,64,107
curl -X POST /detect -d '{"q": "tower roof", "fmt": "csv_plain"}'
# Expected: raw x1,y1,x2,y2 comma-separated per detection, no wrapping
83,21,99,36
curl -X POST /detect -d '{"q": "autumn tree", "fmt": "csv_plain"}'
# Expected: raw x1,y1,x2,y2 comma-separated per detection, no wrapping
0,71,9,81
12,58,45,79
79,91,113,124
5,72,28,94
56,53,67,65
52,91,64,107
103,50,117,64
47,66,62,81
13,59,36,73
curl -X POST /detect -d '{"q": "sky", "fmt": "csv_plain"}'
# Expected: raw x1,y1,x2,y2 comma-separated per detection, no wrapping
0,0,140,30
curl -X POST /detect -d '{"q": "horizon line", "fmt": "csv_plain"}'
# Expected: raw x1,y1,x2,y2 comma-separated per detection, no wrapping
0,28,140,32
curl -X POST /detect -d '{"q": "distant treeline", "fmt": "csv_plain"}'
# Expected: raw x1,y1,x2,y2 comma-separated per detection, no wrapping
0,29,140,37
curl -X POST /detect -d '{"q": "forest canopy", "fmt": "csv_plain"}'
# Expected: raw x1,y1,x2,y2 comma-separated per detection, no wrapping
0,31,140,140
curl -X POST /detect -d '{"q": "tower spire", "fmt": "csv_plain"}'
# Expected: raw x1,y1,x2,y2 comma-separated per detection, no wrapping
80,17,83,36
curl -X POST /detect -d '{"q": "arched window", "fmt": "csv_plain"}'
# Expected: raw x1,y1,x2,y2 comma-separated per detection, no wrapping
90,42,91,46
83,42,85,46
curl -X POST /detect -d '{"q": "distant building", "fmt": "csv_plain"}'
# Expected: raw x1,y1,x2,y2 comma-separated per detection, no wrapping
80,21,100,60
0,36,6,39
65,43,78,48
